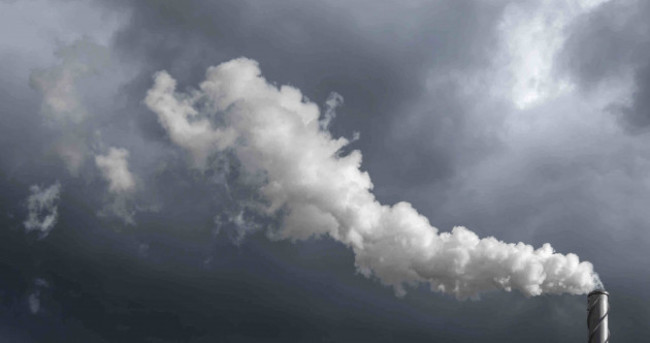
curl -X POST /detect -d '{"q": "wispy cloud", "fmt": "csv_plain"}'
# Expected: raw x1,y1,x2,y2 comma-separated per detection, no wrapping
24,182,61,239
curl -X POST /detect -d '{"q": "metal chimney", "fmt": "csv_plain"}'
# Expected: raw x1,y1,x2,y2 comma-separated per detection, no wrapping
587,290,610,343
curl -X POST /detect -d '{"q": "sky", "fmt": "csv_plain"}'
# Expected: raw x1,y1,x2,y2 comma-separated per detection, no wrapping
1,0,649,341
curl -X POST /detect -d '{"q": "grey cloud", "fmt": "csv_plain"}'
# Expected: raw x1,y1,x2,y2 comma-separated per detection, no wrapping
105,0,511,183
96,195,137,226
613,63,650,132
558,0,650,130
29,37,109,124
2,0,650,341
27,292,40,314
558,1,650,89
27,278,49,315
99,0,515,232
26,37,111,176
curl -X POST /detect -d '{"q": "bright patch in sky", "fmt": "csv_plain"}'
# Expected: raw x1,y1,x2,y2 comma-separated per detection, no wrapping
498,0,610,109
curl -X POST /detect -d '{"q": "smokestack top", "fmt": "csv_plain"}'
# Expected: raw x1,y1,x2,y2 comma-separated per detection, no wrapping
587,289,610,343
588,289,609,297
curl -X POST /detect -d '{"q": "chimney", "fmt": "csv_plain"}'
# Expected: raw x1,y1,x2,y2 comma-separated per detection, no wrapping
587,290,610,343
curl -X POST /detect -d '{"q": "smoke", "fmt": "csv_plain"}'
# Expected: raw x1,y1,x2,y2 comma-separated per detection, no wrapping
319,92,344,130
145,57,600,299
27,279,49,315
145,70,237,169
28,38,143,224
93,147,138,225
95,147,136,194
24,182,61,239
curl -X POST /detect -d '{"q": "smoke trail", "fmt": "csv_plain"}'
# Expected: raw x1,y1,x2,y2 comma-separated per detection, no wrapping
145,58,600,299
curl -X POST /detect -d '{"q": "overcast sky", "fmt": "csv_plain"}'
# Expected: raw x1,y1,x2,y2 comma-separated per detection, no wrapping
1,0,649,342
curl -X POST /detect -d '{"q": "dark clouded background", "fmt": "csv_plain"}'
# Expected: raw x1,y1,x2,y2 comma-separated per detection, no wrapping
1,0,649,341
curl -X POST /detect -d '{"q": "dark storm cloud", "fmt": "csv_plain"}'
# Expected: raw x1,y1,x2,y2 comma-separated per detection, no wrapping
68,0,516,238
104,0,510,188
0,173,626,342
559,1,650,87
97,0,633,339
2,0,650,342
558,0,650,130
617,64,650,130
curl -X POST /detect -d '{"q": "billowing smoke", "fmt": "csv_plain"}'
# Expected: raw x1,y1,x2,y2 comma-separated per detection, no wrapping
145,58,600,299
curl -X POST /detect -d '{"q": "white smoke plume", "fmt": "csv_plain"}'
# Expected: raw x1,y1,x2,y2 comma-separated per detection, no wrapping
95,147,136,193
94,147,138,225
145,71,237,169
24,182,61,239
145,58,600,299
319,91,344,130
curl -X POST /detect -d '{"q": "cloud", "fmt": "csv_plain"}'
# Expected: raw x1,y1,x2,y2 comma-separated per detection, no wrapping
4,0,650,340
95,147,136,193
495,0,612,109
144,71,237,168
319,92,343,130
55,134,88,177
28,292,40,314
96,194,137,226
145,57,599,299
109,0,511,189
23,182,61,239
94,147,138,225
617,64,650,130
27,38,111,176
557,0,650,131
27,278,49,315
29,37,109,124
